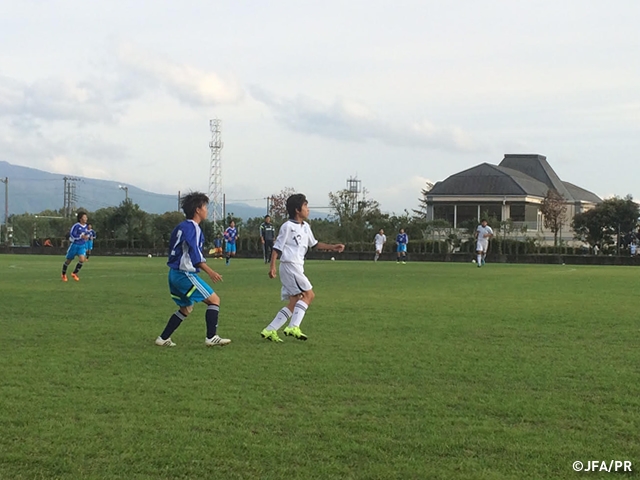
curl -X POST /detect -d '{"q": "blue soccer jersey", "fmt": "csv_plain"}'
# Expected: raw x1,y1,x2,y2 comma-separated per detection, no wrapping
69,223,89,245
167,220,206,273
396,233,408,245
224,226,238,244
87,229,96,240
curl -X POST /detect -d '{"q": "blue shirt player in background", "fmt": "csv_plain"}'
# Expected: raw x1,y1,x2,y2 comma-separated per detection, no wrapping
155,192,231,348
396,228,409,264
85,224,96,259
223,220,239,265
62,211,89,282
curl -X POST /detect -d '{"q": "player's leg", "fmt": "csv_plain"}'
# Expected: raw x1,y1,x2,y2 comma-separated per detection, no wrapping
225,243,231,265
157,270,195,346
61,245,78,281
71,252,87,281
283,268,314,340
202,292,230,346
402,245,407,263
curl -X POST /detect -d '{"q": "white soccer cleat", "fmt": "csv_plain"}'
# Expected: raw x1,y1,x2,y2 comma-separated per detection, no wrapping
205,335,231,347
155,336,176,347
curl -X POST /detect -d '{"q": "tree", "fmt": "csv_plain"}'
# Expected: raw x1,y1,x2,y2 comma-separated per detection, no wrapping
540,189,567,247
414,180,435,217
268,187,297,221
328,189,384,245
572,195,639,251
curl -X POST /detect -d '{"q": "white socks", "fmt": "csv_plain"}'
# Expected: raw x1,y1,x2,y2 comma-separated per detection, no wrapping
289,300,309,328
266,307,292,331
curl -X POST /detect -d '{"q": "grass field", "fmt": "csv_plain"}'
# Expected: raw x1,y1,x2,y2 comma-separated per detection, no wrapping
1,254,639,479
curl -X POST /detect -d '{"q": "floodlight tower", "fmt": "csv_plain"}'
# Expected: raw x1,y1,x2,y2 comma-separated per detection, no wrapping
346,176,362,215
208,119,224,225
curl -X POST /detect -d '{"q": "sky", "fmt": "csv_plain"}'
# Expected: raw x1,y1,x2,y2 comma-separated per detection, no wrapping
1,0,639,214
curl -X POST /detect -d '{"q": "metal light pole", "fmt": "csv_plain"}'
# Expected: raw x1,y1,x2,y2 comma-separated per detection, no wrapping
118,185,129,201
1,177,7,245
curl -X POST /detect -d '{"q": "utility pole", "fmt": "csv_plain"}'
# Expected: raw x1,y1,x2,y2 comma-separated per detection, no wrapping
178,191,181,212
118,185,129,201
63,176,81,217
1,177,7,245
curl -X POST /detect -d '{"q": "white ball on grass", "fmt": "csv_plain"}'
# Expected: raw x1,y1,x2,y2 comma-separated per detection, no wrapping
331,257,335,261
148,254,152,258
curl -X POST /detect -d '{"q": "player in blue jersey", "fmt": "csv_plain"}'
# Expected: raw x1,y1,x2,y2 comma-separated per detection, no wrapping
155,192,231,348
85,224,96,259
396,228,408,264
62,211,89,282
223,220,239,265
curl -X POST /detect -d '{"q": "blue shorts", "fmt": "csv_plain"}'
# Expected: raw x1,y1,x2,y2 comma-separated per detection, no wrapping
86,240,94,250
397,244,407,253
225,243,236,254
168,269,214,307
66,243,87,260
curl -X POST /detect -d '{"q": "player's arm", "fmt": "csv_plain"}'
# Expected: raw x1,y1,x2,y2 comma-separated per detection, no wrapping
260,225,265,244
268,248,279,278
316,242,345,253
197,261,222,283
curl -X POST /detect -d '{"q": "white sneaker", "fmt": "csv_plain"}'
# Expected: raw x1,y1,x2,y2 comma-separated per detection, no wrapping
155,336,176,347
205,335,231,347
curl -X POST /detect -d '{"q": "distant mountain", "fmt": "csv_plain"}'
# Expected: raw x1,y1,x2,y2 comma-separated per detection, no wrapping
0,161,268,220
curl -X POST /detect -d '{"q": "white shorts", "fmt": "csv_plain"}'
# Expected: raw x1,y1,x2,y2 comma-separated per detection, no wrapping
476,240,489,252
279,262,313,301
375,243,384,253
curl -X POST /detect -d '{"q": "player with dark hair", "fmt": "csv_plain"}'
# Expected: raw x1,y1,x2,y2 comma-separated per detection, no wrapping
61,211,89,282
85,224,96,259
155,192,231,348
223,220,239,266
396,228,408,264
261,193,344,342
260,215,276,263
474,218,494,267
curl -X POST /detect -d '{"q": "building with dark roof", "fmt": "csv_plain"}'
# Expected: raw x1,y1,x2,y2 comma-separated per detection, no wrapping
424,154,601,238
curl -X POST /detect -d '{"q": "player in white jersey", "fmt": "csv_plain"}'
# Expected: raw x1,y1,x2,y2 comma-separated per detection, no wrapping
261,194,345,342
474,219,494,267
374,228,386,262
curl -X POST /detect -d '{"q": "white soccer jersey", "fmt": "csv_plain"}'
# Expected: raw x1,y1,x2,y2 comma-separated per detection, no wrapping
273,219,318,265
374,233,386,246
476,225,493,241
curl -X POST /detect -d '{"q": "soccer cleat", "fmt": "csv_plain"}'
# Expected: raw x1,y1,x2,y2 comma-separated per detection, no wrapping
261,328,283,343
481,258,486,266
205,335,231,347
283,326,308,341
402,261,406,264
61,274,68,282
155,336,176,347
71,273,80,282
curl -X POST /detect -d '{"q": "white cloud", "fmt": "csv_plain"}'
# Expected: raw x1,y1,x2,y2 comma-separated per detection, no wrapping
116,43,244,107
249,86,484,153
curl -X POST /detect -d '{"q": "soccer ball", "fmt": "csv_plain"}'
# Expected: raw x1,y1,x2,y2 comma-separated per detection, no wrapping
331,257,335,261
471,259,476,263
148,254,152,258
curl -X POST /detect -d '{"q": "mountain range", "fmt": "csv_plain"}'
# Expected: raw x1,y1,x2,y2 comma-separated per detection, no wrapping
0,161,269,220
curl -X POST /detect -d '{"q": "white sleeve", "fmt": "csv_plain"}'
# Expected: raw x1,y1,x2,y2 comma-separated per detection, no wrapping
307,224,318,248
273,223,289,252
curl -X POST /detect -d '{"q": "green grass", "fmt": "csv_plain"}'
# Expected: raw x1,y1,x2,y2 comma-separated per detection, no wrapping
1,255,639,479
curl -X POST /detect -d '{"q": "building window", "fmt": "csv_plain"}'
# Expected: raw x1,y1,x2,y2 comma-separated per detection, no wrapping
510,204,525,222
456,205,478,226
479,204,501,221
433,205,454,226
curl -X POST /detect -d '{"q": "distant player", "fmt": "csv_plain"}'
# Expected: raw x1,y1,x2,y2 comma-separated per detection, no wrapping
474,219,494,267
155,192,231,348
223,220,239,265
212,235,223,259
261,193,344,342
374,228,386,262
396,228,408,264
61,211,89,282
85,224,96,259
260,215,276,264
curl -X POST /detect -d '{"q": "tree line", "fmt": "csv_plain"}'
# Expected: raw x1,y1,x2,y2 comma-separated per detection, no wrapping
3,187,639,255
